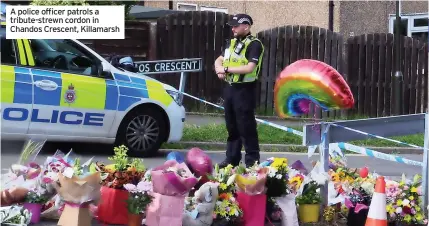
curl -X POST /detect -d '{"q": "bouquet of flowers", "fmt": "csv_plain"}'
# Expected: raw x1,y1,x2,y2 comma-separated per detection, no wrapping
209,164,236,194
265,158,291,198
213,192,243,226
95,145,146,189
386,174,425,225
23,190,50,205
123,180,154,214
145,160,198,226
0,205,32,225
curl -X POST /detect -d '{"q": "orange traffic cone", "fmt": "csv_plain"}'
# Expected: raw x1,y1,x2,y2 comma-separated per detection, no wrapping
365,176,387,226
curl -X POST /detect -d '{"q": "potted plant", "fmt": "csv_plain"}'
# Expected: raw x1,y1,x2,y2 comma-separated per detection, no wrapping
123,180,154,226
94,145,147,225
22,190,50,224
296,181,322,223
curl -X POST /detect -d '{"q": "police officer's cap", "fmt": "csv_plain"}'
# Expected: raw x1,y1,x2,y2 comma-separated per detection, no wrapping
227,14,253,26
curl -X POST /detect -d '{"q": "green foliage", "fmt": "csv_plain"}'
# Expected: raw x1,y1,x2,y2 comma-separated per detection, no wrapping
30,0,138,19
73,158,83,176
296,181,322,205
24,191,50,204
126,192,153,214
108,145,129,171
129,158,146,172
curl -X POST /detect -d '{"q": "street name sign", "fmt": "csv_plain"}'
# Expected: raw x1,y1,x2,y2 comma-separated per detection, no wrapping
134,58,203,75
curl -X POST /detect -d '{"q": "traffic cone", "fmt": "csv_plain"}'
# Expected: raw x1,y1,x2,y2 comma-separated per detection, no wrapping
365,176,387,226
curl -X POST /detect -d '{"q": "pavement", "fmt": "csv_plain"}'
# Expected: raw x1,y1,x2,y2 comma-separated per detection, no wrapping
185,113,310,127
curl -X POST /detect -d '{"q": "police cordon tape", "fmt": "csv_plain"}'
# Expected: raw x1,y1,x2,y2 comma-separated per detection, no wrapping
332,142,424,167
179,91,425,167
330,123,424,149
180,92,304,137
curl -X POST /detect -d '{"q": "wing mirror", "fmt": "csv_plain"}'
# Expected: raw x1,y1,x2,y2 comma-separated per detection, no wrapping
98,61,112,77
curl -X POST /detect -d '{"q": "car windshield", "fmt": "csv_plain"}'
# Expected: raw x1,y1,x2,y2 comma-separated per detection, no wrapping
29,39,85,56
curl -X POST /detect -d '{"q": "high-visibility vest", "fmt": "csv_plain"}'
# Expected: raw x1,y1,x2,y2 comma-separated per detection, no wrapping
222,35,264,83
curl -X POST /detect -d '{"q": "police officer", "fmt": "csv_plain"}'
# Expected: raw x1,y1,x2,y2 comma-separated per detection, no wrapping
214,13,264,168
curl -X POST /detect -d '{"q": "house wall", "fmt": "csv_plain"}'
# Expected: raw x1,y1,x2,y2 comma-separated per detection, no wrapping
145,0,340,34
339,0,429,39
145,0,427,38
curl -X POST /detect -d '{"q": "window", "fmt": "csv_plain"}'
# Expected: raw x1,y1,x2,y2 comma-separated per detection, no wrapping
389,13,428,43
0,28,17,65
177,3,197,11
27,39,100,76
200,6,228,14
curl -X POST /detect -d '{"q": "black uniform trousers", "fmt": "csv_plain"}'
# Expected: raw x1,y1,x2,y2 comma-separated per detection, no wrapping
223,81,260,167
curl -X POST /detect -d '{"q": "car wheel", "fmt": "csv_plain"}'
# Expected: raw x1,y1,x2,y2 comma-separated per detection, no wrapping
116,107,166,157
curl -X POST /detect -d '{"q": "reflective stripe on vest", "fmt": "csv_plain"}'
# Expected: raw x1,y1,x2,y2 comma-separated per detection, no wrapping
222,36,264,83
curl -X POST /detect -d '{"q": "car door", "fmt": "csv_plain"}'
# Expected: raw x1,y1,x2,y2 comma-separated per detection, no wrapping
0,25,34,137
25,39,118,138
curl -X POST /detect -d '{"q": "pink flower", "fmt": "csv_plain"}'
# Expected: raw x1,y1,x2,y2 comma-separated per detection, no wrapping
403,186,409,190
42,177,53,183
124,184,137,193
136,181,152,193
416,186,423,195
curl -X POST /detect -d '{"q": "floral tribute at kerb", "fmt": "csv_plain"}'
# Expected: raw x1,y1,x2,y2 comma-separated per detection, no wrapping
1,141,428,226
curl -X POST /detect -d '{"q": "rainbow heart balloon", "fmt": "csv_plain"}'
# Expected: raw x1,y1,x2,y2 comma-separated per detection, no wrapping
274,59,354,118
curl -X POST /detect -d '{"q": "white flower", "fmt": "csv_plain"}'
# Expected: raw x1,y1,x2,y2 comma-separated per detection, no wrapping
227,175,236,186
230,197,235,202
361,182,375,195
123,184,137,193
234,209,239,216
396,207,402,214
402,199,410,206
275,174,282,179
137,181,152,192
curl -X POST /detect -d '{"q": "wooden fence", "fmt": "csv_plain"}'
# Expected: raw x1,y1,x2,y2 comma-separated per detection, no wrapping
347,33,428,118
255,25,345,119
79,20,152,61
152,11,233,110
79,11,428,119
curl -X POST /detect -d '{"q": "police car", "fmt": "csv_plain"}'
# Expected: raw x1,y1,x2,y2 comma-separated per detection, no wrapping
0,21,186,157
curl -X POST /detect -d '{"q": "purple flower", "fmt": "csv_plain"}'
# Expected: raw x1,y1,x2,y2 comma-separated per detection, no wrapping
137,181,152,193
124,184,137,193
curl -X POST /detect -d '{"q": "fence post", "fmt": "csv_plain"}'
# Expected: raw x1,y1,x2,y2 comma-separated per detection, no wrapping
148,22,158,60
320,123,330,207
423,113,429,215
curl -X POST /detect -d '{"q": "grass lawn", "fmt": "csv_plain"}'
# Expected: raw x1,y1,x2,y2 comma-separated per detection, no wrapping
177,123,425,148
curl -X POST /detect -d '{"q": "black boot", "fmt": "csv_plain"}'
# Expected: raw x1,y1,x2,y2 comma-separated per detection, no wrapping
218,159,239,169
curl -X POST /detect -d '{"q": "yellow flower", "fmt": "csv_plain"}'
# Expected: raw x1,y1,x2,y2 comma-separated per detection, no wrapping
332,173,340,182
219,183,227,190
386,204,394,214
271,158,288,169
415,206,421,212
411,187,417,193
409,196,414,201
403,215,412,223
396,200,402,206
415,213,423,221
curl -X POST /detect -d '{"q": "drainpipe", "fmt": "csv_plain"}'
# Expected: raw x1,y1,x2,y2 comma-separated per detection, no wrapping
328,0,334,31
